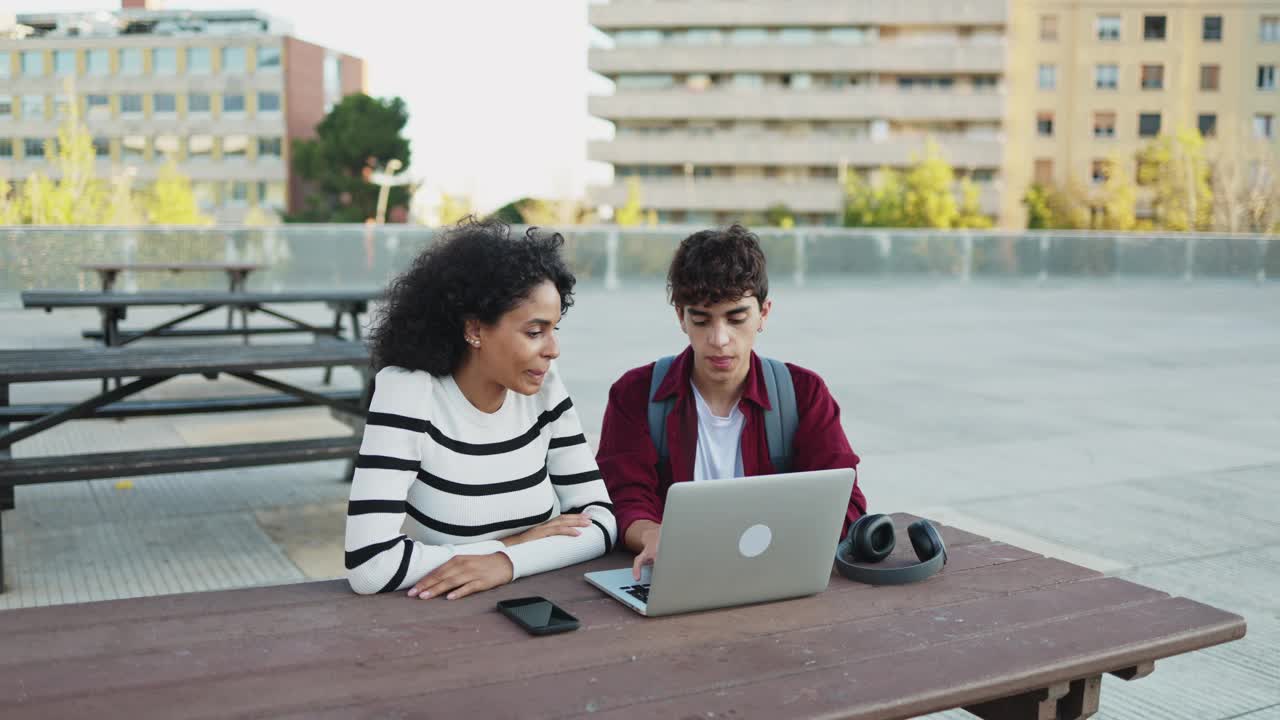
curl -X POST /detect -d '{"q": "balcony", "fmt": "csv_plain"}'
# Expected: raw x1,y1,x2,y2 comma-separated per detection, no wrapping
590,88,1005,122
589,43,1005,75
588,135,1003,169
589,0,1008,29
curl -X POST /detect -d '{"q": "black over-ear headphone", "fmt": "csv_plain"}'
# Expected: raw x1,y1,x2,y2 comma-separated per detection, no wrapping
835,514,947,585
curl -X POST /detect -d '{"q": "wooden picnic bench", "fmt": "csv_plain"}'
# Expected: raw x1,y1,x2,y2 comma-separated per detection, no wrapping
21,289,381,348
83,261,267,331
0,341,373,592
0,515,1245,719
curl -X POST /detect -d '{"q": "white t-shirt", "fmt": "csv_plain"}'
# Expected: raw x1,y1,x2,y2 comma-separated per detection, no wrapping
691,382,745,481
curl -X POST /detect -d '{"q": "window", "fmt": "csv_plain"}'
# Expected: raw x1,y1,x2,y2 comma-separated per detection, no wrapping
53,94,71,119
828,28,872,45
1201,64,1220,91
728,28,768,45
1257,114,1275,139
21,94,44,120
21,50,44,76
1040,14,1058,41
614,29,662,47
778,28,815,45
24,138,45,159
1203,15,1222,41
973,75,998,90
154,135,179,160
119,48,142,75
972,169,996,182
1141,64,1164,90
188,92,211,114
256,91,280,113
1094,112,1117,138
121,135,145,159
1144,15,1167,40
260,182,287,209
187,47,211,74
1036,111,1054,137
152,48,176,75
120,93,143,115
1038,64,1056,90
85,93,109,119
153,93,176,115
53,50,75,77
0,139,11,158
0,95,10,118
1098,15,1121,40
1198,113,1217,138
786,73,813,90
92,136,109,158
732,73,764,90
257,137,282,157
1091,159,1107,184
221,46,246,73
222,93,245,115
86,49,108,75
1139,112,1162,137
222,134,248,158
685,73,711,91
188,134,212,162
257,44,281,70
614,74,674,90
1259,65,1277,91
1096,64,1118,90
228,181,250,205
1262,17,1280,42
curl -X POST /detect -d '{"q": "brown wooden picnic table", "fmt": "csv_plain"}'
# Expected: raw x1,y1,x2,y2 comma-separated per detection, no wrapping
81,262,266,293
0,515,1245,719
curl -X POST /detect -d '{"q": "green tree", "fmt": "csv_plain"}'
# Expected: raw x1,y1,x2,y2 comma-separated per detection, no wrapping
764,203,796,228
954,177,993,229
21,96,106,224
102,170,144,225
0,179,20,224
1095,155,1136,231
290,94,411,223
1137,127,1213,231
145,160,211,225
614,178,644,226
902,140,958,228
437,193,474,226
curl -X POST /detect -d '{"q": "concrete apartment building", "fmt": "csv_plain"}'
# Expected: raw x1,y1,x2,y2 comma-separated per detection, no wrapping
1007,0,1280,226
0,0,364,222
588,1,1280,228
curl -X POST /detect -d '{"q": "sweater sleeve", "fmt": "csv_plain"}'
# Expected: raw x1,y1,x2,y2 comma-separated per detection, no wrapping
499,366,617,580
344,367,505,595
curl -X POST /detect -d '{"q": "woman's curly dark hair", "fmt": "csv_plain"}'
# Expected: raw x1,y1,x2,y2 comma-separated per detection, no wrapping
667,224,769,309
370,218,576,375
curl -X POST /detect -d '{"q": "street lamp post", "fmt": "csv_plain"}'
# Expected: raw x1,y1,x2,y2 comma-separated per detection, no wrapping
373,158,405,224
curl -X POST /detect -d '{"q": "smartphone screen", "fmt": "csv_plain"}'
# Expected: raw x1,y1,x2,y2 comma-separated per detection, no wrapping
497,596,579,635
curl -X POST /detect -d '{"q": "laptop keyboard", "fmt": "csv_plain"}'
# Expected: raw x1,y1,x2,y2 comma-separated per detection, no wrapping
622,584,650,603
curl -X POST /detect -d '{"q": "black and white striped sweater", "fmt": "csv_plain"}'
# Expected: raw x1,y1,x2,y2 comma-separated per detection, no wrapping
344,365,617,595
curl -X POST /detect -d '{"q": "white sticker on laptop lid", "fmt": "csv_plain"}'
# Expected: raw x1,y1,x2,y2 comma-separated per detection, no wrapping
738,524,772,558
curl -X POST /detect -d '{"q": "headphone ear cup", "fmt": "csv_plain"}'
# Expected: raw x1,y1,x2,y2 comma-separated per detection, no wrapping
908,520,946,564
850,514,894,563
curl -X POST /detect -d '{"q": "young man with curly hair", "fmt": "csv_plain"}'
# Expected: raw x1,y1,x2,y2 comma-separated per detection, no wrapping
596,225,867,579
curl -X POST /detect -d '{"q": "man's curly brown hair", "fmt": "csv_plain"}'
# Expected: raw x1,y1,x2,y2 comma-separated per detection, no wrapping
369,218,575,375
667,224,769,309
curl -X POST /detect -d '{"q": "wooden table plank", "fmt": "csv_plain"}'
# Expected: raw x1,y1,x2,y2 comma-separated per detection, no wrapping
0,342,370,383
21,289,382,309
0,547,1092,717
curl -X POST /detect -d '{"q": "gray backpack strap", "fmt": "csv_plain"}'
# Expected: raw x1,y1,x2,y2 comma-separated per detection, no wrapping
647,356,677,462
759,357,798,473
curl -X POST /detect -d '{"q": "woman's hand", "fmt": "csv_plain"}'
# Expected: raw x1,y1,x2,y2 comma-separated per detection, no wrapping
407,553,514,600
499,513,593,547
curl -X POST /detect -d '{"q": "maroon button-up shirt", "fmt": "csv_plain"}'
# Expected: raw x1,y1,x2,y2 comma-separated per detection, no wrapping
596,346,867,542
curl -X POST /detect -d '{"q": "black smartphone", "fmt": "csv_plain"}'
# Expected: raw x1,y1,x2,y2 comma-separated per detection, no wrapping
496,596,580,636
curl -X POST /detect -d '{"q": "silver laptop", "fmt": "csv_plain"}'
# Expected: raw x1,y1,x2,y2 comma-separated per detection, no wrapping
584,468,855,617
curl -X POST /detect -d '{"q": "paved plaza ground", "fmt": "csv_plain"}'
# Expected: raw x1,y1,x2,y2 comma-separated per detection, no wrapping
2,279,1278,719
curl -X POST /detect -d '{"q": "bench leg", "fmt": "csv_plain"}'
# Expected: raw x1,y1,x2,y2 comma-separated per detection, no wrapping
1,382,9,593
963,675,1102,720
322,311,344,385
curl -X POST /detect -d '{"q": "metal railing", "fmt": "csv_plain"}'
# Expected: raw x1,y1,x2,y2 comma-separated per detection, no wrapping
1,225,1276,306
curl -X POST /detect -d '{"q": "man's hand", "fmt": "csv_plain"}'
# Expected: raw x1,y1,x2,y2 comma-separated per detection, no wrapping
500,513,593,547
630,523,661,581
407,553,514,601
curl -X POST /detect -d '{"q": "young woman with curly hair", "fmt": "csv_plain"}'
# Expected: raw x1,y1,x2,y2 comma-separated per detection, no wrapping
594,224,867,580
345,219,616,598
